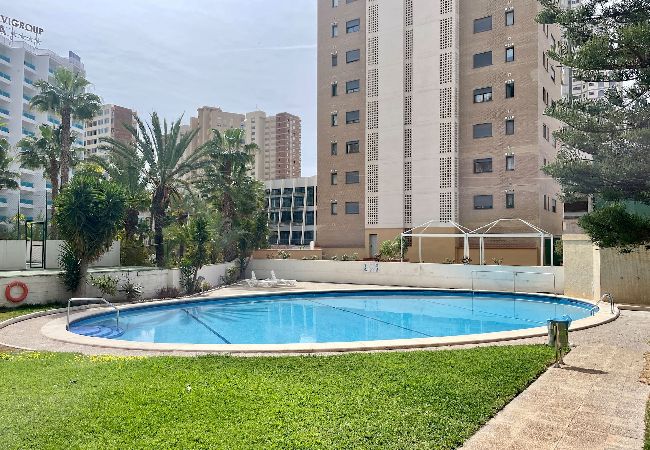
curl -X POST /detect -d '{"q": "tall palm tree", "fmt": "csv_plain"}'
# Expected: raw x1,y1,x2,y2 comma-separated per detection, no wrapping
29,67,102,186
200,128,259,261
87,150,149,241
0,129,18,190
102,112,209,267
18,124,62,218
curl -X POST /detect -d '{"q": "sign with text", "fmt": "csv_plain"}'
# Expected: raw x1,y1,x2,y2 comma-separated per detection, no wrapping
0,14,44,46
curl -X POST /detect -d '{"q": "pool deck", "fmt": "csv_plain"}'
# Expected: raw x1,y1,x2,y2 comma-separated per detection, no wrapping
462,309,650,450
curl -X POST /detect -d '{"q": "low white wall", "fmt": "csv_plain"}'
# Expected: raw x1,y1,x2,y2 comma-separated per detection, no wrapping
45,240,121,269
0,262,237,307
0,241,25,270
249,260,564,294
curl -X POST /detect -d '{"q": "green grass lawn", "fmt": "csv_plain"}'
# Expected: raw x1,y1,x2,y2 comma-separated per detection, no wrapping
0,345,555,449
0,304,60,322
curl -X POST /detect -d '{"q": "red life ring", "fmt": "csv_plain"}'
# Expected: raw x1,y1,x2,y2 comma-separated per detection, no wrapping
5,281,28,304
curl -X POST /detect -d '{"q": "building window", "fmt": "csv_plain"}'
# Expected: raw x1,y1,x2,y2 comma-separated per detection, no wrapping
543,123,549,140
346,49,360,63
331,172,338,185
332,0,339,7
473,123,493,139
473,51,493,68
550,66,556,82
331,142,338,155
345,171,360,184
505,81,515,98
346,79,360,93
346,19,360,33
505,119,515,135
331,113,338,126
331,202,338,215
474,195,493,210
506,154,515,171
346,140,360,153
345,202,360,214
506,192,515,209
505,46,515,62
473,16,492,33
505,10,514,26
474,158,493,173
331,23,338,37
473,87,492,103
331,82,338,96
552,198,557,213
346,110,360,124
332,53,338,67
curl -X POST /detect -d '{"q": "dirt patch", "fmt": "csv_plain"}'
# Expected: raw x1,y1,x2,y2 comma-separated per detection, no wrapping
641,353,650,385
0,344,18,353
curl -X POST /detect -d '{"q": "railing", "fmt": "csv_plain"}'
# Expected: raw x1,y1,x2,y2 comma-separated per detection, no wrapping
471,270,557,294
599,293,615,314
0,71,10,80
66,297,119,331
0,54,10,63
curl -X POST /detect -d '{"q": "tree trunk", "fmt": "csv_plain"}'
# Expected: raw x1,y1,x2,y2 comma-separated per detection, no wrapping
124,208,139,241
75,260,89,297
152,189,166,267
60,108,72,187
47,161,59,237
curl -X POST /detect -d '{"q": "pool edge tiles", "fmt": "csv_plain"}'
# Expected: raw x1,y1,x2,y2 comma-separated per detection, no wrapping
36,289,618,354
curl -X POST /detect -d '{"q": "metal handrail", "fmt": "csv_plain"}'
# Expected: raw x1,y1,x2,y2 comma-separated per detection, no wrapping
599,293,615,314
66,297,119,331
471,270,557,294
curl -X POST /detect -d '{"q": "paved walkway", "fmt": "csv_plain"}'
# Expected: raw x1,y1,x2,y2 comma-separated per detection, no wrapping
462,310,650,450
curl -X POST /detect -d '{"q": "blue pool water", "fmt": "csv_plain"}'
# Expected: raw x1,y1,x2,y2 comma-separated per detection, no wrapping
69,290,596,345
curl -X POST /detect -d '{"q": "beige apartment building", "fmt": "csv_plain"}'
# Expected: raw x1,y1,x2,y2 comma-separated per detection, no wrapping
84,104,136,158
317,0,565,264
188,106,301,182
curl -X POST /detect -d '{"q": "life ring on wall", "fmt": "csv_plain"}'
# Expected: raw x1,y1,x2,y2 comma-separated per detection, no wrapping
5,281,29,304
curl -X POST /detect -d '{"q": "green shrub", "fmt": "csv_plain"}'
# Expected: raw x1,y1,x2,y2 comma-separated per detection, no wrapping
88,275,119,297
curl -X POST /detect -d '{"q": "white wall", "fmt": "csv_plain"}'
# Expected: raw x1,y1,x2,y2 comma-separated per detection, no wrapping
0,262,237,307
45,240,121,269
249,259,564,294
0,241,25,270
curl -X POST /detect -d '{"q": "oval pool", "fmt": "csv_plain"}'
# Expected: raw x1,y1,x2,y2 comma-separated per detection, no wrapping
69,290,597,345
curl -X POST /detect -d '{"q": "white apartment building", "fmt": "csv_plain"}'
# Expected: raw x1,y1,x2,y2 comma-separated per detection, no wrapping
0,36,85,224
265,176,316,246
84,104,136,158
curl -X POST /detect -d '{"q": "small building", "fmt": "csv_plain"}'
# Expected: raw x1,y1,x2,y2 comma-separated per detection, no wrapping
264,176,316,247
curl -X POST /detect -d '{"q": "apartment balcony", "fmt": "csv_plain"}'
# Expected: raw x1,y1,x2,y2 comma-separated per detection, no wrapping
0,71,10,84
0,89,10,102
23,61,37,73
72,121,84,131
45,182,52,191
47,115,60,126
0,107,9,118
22,128,35,137
0,125,8,135
23,78,36,90
19,198,34,209
22,111,37,124
23,94,33,104
0,55,9,69
20,181,35,191
0,197,8,208
20,167,37,176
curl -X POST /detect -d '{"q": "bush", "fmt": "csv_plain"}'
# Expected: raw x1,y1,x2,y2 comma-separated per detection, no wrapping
220,265,240,286
120,274,143,302
157,286,180,299
88,275,119,297
378,236,407,262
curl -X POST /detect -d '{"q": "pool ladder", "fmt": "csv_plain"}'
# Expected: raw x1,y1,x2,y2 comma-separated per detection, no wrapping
597,292,615,314
66,297,120,331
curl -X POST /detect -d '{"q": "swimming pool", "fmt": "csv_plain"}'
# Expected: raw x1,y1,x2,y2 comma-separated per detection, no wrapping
68,290,597,345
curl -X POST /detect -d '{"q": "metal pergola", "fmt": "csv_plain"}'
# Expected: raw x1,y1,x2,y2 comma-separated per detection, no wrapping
401,218,554,266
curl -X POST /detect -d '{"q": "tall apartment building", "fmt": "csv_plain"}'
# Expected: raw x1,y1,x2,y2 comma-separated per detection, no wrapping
188,106,245,154
0,36,85,224
244,111,301,181
264,176,316,246
83,104,136,158
317,0,565,264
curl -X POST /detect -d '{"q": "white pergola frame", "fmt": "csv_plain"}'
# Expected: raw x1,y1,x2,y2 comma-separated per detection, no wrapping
401,218,555,266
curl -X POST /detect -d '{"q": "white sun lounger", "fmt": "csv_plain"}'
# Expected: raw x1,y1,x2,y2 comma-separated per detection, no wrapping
269,270,297,287
246,271,278,288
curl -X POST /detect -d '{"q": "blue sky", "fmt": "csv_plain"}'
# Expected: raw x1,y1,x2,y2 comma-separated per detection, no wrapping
6,1,318,175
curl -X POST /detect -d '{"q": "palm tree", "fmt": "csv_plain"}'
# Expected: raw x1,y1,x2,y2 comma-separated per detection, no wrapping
200,128,259,262
17,124,62,218
102,112,209,267
29,67,102,187
0,130,18,190
87,150,149,241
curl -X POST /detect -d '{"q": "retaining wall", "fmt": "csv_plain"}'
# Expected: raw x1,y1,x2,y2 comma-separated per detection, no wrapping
248,259,564,294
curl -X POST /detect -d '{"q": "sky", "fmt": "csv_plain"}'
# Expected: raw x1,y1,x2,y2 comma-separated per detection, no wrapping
5,1,318,175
